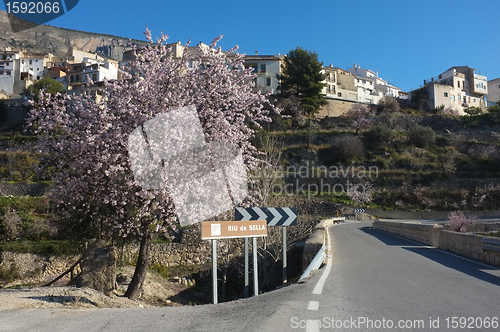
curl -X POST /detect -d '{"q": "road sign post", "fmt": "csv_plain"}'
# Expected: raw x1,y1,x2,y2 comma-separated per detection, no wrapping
252,237,258,296
282,226,287,284
212,239,217,304
244,237,249,298
235,207,297,287
201,220,268,303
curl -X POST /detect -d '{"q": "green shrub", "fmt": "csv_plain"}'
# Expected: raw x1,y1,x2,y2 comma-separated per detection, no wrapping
0,262,21,283
331,135,365,163
0,240,80,255
364,125,393,149
463,106,483,116
408,125,436,148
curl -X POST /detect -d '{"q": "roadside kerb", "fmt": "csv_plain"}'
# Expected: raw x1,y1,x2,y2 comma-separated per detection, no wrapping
300,217,345,277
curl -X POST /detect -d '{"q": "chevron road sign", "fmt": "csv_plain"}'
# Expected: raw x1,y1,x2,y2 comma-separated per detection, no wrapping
354,209,365,213
235,207,298,226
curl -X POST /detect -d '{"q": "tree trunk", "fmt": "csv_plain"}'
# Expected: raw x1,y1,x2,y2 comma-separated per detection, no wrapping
124,229,152,299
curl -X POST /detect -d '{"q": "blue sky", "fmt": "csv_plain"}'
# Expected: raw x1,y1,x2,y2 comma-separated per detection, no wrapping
3,0,499,92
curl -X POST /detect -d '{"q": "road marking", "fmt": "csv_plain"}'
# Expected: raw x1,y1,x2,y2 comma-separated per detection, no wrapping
306,319,320,332
312,225,333,295
307,300,319,311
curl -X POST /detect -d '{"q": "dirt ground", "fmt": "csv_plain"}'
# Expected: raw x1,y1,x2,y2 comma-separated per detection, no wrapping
0,266,208,310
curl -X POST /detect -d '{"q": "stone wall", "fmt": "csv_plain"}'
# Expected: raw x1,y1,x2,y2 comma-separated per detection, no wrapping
439,231,500,266
373,220,500,267
120,217,321,268
0,251,81,286
373,220,442,246
119,242,213,267
367,208,500,220
0,182,52,197
314,99,356,119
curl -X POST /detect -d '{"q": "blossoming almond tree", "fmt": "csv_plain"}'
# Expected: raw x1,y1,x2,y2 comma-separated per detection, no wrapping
27,29,275,299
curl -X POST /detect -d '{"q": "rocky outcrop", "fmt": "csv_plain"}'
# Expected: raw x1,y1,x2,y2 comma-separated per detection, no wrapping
0,10,147,61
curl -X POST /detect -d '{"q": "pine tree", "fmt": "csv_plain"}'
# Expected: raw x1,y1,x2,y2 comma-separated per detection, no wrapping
278,47,327,115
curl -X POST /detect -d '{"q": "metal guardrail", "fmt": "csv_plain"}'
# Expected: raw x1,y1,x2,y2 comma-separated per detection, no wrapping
298,244,326,283
483,239,500,253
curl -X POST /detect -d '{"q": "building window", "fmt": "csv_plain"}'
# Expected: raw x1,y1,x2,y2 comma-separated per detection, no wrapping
458,95,461,100
248,64,258,73
266,77,271,86
260,64,266,73
457,81,460,88
450,95,455,101
444,92,448,97
92,73,97,81
6,71,10,76
337,92,342,97
36,76,40,80
29,60,32,65
75,74,80,82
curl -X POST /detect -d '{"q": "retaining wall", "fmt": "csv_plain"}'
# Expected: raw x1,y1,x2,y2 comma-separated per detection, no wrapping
373,220,500,267
373,220,442,246
367,208,500,220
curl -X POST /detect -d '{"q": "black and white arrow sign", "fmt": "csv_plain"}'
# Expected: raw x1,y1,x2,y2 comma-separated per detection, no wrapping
235,207,298,226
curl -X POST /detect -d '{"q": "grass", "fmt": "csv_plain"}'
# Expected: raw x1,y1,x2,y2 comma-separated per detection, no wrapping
0,240,82,255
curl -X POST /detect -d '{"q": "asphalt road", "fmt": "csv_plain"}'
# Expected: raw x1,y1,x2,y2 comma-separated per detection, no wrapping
2,221,500,332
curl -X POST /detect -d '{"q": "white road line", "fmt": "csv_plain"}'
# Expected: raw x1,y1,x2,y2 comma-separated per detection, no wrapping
307,300,319,311
306,319,320,332
312,225,333,295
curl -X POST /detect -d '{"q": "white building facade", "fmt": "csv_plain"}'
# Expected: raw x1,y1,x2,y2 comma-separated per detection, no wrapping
242,53,284,95
487,78,500,106
420,66,488,114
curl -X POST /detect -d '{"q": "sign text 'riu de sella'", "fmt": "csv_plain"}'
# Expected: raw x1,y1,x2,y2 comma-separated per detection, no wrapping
201,220,267,240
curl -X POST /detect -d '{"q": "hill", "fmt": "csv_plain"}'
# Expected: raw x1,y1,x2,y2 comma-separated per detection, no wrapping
0,10,147,60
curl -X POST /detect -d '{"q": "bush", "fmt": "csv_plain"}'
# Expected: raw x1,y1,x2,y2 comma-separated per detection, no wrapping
364,125,393,149
0,262,21,283
463,106,483,116
0,208,21,242
377,96,400,113
331,135,365,163
408,125,436,148
0,240,80,254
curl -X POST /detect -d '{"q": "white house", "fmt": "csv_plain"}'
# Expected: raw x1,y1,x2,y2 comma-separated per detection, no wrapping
19,52,51,81
419,66,488,114
82,59,119,84
0,50,18,97
242,52,284,95
321,65,357,101
487,77,500,106
347,64,402,104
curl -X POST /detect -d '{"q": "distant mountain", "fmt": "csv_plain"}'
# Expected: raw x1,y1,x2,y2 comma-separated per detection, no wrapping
0,10,147,61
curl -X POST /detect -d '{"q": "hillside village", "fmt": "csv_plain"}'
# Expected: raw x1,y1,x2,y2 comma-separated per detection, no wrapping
0,40,498,120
